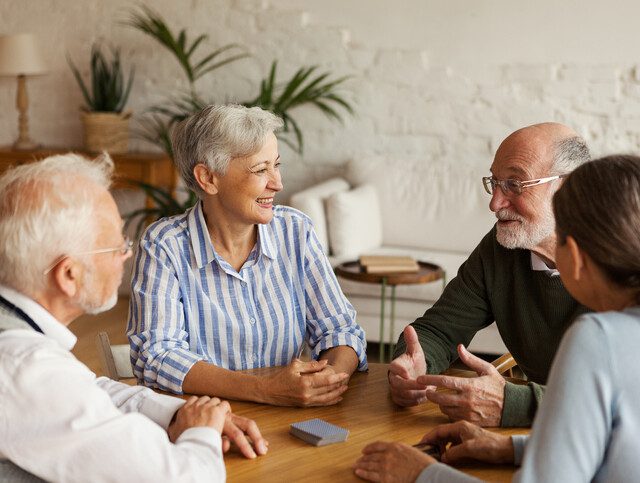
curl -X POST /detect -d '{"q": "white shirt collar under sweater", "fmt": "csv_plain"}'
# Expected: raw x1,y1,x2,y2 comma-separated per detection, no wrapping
530,252,560,277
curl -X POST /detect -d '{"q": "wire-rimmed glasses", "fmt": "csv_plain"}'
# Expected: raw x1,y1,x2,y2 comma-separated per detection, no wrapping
482,175,566,196
43,235,133,275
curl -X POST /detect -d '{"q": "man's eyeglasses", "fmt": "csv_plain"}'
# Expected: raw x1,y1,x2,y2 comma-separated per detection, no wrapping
482,175,566,196
43,235,133,275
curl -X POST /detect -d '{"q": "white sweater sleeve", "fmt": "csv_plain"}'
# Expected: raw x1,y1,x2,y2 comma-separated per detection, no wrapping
1,341,225,483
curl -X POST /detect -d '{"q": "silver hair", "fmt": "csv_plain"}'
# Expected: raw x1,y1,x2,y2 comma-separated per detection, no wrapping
0,153,113,295
171,104,284,196
551,136,591,175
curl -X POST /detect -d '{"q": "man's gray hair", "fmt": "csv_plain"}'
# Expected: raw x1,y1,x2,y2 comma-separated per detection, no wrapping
0,153,113,295
551,136,591,175
172,104,284,196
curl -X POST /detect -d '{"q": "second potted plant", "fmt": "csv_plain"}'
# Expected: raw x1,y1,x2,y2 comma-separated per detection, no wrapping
68,44,135,153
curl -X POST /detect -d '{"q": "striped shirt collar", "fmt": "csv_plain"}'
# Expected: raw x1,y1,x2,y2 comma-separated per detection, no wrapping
188,200,278,270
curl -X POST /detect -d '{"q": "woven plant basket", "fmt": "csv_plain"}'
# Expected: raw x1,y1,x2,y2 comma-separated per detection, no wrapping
82,111,132,154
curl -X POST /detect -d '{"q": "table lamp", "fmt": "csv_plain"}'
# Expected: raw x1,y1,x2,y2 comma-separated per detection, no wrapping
0,33,47,150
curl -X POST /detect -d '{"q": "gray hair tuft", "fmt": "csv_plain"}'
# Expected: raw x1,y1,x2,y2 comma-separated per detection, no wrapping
171,104,284,196
552,136,591,175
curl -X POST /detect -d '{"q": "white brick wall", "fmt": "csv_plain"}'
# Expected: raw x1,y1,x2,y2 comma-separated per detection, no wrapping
2,0,640,201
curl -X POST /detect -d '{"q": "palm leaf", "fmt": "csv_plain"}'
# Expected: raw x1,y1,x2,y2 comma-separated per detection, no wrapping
126,5,247,85
244,63,354,153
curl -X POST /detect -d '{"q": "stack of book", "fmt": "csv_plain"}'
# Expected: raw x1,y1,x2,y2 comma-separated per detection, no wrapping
359,255,419,274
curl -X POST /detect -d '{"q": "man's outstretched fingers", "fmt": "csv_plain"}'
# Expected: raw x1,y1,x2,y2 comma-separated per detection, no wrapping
457,344,497,376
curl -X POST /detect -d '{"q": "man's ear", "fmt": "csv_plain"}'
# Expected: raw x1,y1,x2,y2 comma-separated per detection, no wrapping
51,258,82,298
193,164,219,195
566,235,585,281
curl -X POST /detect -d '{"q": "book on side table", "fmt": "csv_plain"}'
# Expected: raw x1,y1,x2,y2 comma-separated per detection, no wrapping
359,255,419,274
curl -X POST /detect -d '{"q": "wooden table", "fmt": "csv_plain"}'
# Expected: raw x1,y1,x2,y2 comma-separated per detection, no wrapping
335,261,446,361
224,363,523,482
0,147,175,209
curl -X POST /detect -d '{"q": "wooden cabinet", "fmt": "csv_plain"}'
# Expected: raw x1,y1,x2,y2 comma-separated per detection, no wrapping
0,147,176,208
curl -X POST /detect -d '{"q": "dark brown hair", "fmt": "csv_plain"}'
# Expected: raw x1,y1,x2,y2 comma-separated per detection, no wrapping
553,154,640,291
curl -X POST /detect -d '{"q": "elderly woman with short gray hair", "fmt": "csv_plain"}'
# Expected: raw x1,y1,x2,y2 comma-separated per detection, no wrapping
128,104,367,409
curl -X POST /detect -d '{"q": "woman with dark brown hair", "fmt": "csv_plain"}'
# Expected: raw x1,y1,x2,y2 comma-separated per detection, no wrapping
354,155,640,482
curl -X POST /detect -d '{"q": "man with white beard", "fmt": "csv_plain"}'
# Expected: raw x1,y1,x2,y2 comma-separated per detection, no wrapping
389,123,591,428
0,154,266,482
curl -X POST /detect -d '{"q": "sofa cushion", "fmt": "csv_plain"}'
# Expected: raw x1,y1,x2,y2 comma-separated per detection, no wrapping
346,157,495,253
326,184,383,258
289,178,350,253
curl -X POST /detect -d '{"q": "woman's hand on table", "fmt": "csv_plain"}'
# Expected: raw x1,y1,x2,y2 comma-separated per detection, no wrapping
420,420,514,465
353,441,436,482
258,358,349,407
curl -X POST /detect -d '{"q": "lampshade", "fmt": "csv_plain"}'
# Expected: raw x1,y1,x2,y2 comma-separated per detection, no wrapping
0,33,47,76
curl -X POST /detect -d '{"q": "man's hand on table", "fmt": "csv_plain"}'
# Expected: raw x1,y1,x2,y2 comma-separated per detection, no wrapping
258,358,349,407
168,396,268,459
388,326,431,407
353,441,436,483
418,344,505,427
419,420,514,465
221,412,268,459
168,395,229,442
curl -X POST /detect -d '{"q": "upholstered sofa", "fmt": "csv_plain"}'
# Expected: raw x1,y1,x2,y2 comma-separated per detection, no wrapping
289,156,508,355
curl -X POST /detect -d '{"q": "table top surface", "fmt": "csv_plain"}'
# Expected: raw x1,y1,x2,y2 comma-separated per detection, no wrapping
335,260,445,285
224,363,523,482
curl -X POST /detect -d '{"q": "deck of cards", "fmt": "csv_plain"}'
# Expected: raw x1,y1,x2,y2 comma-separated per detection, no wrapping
289,418,349,446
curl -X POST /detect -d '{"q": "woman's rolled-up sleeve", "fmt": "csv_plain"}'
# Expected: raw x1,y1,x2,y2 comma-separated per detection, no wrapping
127,232,204,394
302,224,368,370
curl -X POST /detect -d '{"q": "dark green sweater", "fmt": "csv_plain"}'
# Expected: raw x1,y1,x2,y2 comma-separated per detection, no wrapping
393,225,589,427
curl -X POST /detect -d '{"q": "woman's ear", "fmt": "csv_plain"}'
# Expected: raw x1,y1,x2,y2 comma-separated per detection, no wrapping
566,235,585,281
51,258,81,298
193,164,219,195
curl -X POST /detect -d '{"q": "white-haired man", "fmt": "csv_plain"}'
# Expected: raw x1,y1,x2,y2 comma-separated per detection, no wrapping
0,154,266,482
388,123,591,428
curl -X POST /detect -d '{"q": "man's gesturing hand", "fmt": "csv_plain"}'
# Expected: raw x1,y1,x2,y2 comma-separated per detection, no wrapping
418,344,506,427
388,326,429,407
419,421,514,465
260,358,349,407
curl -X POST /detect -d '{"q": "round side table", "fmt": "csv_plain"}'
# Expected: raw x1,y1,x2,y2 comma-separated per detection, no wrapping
335,261,446,362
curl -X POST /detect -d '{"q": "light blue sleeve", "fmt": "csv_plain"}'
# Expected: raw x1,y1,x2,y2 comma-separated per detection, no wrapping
416,463,482,483
513,315,614,482
127,230,203,394
511,434,529,466
302,221,368,370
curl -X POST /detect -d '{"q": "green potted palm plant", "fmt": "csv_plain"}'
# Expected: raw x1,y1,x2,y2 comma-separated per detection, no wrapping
68,44,135,153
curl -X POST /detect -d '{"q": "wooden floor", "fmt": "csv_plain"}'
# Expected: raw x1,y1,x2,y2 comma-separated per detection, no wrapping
69,297,130,375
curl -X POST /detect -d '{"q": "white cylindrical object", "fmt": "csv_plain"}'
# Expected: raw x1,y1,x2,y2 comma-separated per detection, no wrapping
0,33,47,76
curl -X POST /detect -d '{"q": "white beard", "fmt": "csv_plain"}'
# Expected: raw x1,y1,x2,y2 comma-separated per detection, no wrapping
81,291,118,315
495,207,555,250
77,265,119,315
